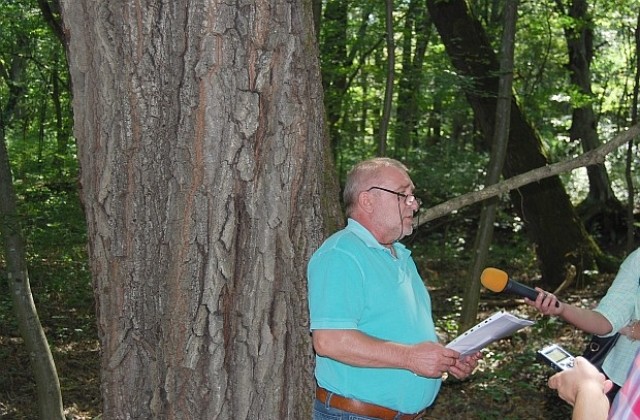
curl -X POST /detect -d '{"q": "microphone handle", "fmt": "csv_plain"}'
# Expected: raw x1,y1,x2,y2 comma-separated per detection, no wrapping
505,280,560,307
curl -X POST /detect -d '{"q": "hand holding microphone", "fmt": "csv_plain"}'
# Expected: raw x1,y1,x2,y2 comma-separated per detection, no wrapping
481,267,560,309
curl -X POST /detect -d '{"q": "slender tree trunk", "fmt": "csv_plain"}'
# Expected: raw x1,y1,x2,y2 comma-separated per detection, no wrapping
0,133,65,420
378,0,395,156
60,0,339,418
396,0,431,154
461,0,517,332
426,0,600,287
0,27,65,420
556,0,621,228
321,0,349,158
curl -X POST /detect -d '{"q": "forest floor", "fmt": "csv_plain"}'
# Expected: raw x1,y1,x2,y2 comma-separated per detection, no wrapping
0,287,100,420
0,263,615,420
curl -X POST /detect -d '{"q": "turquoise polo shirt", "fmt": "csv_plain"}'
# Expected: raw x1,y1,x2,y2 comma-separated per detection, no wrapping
307,219,441,413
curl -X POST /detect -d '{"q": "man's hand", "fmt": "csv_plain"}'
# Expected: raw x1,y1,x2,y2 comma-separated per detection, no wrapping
448,352,482,380
313,329,481,380
406,341,467,378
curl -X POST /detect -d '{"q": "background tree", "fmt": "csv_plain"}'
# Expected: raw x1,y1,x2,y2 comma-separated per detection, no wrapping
320,0,350,160
378,0,395,156
461,0,518,331
426,0,604,287
0,2,69,418
59,0,338,418
556,0,623,233
395,0,431,155
0,52,65,420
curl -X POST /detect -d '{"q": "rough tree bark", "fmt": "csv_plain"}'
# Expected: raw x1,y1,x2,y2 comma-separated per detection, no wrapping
426,0,601,287
60,1,339,418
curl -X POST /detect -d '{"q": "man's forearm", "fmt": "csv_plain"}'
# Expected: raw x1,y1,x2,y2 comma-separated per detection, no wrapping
312,329,410,369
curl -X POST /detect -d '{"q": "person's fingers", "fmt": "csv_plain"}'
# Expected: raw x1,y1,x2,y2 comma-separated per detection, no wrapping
603,379,614,394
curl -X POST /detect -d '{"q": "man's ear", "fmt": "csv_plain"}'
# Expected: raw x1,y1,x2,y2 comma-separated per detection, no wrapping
358,191,375,214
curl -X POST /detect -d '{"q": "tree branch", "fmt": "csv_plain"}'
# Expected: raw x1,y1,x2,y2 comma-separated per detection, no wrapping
420,123,640,223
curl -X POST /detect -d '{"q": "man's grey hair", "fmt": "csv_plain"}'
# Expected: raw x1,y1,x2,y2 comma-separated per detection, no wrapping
343,158,408,217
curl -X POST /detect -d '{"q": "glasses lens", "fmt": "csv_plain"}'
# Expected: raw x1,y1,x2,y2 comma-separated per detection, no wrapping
406,195,420,206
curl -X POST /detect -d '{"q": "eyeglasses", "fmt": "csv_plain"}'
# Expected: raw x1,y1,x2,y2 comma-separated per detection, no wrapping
367,186,421,207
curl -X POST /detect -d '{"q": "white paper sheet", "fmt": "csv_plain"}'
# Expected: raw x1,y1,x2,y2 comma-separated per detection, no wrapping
446,311,535,356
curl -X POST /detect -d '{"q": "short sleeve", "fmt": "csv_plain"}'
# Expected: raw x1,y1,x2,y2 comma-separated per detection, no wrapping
595,249,640,332
308,248,365,331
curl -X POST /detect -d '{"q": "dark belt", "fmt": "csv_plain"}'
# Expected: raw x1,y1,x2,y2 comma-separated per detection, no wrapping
315,387,426,420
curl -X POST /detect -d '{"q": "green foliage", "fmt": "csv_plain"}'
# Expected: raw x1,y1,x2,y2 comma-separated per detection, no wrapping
407,144,488,203
323,0,639,285
324,0,640,215
531,316,567,340
1,0,72,159
436,295,464,334
0,0,89,332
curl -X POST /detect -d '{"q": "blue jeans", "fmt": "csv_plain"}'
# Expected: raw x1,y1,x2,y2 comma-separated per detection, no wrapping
312,397,420,420
313,398,382,420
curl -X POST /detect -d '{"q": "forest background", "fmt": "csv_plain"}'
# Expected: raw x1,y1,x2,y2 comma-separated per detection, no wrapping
1,0,640,419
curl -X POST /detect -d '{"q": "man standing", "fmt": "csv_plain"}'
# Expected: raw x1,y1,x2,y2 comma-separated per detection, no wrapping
308,158,480,419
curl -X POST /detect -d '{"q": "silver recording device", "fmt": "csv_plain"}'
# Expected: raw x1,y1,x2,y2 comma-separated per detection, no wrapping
537,344,575,371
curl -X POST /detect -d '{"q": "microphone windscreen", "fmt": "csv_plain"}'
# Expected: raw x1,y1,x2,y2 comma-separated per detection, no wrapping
480,267,509,292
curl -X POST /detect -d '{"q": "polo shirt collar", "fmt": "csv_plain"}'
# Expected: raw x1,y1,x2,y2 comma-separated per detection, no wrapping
346,218,411,258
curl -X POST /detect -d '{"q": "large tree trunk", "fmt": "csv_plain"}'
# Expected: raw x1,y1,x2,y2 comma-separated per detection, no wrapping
60,1,338,418
426,0,600,287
